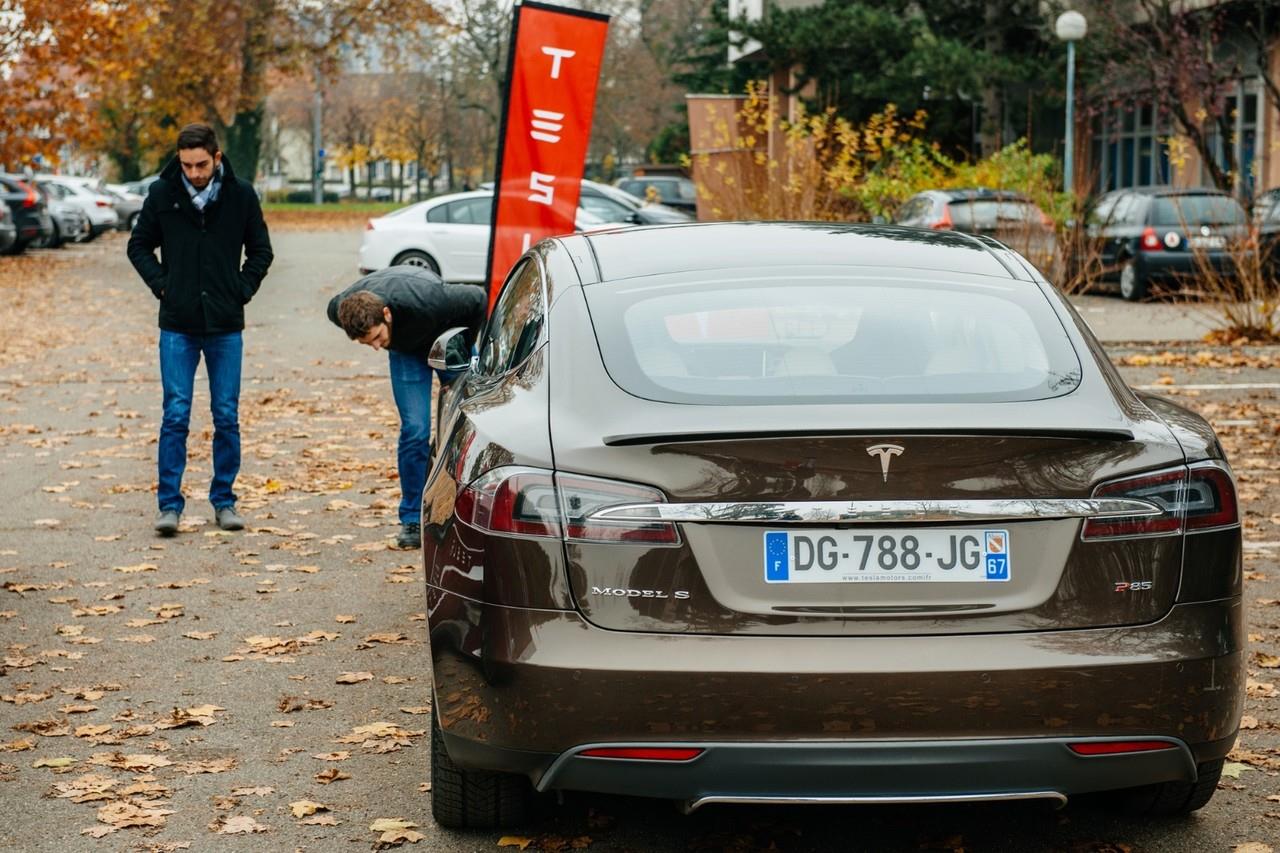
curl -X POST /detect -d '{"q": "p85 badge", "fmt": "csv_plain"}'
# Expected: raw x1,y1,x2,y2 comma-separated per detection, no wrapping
1114,580,1153,592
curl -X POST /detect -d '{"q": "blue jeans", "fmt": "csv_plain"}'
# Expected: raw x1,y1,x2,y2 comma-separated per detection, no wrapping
388,349,452,525
157,330,242,513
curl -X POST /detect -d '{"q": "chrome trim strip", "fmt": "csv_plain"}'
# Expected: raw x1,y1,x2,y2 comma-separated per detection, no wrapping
589,498,1162,525
683,791,1068,812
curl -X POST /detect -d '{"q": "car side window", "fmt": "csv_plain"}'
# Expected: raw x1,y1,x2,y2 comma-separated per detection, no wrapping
474,260,544,377
448,198,492,225
426,204,448,224
581,194,630,222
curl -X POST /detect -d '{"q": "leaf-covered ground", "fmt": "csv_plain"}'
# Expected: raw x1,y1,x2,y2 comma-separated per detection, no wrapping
1,232,1278,852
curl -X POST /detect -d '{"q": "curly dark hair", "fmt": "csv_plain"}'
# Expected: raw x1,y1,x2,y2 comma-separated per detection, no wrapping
336,291,388,339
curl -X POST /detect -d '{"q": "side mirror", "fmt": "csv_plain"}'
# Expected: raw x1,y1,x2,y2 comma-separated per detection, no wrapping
428,327,475,372
628,211,644,225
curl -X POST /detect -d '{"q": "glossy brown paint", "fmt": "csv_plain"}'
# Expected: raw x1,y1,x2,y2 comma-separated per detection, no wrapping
424,225,1244,804
428,590,1242,763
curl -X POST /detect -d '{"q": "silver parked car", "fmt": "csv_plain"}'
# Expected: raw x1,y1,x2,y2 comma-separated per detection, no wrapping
105,183,145,230
33,182,90,248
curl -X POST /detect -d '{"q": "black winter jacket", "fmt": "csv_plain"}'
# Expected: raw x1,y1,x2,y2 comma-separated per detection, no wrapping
127,155,273,334
326,267,486,356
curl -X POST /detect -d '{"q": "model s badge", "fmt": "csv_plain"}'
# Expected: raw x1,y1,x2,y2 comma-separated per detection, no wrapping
866,443,904,482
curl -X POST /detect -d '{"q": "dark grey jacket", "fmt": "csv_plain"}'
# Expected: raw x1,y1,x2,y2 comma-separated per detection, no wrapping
326,267,487,356
127,155,273,334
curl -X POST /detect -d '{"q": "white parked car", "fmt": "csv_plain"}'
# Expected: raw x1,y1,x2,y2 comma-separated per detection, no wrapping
357,190,610,281
36,177,118,237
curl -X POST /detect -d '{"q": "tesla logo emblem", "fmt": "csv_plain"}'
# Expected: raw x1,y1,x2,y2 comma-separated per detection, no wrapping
866,444,904,482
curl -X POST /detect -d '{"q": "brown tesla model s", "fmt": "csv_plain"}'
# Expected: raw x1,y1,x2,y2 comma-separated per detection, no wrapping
421,222,1243,828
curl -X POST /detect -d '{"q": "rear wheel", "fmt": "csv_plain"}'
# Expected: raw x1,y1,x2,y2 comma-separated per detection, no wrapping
430,707,534,829
392,249,440,274
1119,258,1148,301
1114,758,1222,816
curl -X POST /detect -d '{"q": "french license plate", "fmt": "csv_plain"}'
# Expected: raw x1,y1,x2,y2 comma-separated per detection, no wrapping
1188,235,1225,249
763,529,1011,584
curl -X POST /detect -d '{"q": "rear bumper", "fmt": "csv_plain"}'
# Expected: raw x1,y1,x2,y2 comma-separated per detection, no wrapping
1136,250,1240,281
547,737,1205,806
428,591,1243,799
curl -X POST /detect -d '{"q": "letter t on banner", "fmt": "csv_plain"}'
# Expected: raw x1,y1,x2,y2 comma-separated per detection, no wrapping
484,1,610,312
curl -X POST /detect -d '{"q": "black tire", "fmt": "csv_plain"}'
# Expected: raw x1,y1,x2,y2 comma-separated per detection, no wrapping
392,250,440,274
1119,257,1148,301
1115,759,1222,816
2,238,28,256
430,707,534,829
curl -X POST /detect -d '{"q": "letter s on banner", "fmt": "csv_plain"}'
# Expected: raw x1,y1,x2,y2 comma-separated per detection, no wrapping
485,1,610,312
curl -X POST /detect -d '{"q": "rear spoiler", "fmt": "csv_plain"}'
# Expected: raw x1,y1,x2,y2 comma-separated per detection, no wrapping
602,428,1135,447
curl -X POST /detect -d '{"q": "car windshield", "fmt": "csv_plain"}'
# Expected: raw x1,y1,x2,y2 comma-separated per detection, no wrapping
584,272,1082,405
1152,194,1245,226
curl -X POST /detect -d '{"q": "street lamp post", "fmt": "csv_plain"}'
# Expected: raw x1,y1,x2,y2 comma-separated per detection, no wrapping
1055,10,1087,195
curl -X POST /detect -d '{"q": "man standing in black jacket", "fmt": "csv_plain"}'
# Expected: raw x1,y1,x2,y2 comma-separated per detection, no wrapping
127,124,274,536
327,266,486,549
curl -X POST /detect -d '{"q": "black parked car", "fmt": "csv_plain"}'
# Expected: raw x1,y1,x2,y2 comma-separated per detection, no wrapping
0,202,15,254
579,179,692,226
1088,187,1248,301
0,174,54,254
614,174,698,214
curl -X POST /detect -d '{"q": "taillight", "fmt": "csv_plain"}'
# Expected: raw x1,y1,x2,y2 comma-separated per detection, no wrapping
95,199,112,208
365,219,375,231
17,181,37,208
1069,740,1175,756
455,468,560,538
1182,463,1238,531
557,473,677,544
1140,226,1162,251
454,467,678,544
579,747,703,761
1081,463,1237,540
931,206,953,230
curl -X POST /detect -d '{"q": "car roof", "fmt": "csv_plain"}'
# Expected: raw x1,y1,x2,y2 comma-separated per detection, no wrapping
422,190,492,207
1103,185,1231,198
578,222,1025,282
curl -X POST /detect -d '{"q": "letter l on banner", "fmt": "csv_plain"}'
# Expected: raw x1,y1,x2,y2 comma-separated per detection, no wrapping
485,1,610,311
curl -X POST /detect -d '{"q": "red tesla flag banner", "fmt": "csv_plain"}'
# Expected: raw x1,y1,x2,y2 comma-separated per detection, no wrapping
485,1,610,310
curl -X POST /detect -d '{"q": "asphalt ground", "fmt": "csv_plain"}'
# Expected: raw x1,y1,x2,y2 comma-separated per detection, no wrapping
0,230,1277,852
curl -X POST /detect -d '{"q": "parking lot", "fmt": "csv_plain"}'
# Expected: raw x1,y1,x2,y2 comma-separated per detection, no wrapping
1,229,1278,852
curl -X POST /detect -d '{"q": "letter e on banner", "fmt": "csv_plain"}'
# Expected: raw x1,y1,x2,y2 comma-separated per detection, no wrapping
485,2,610,311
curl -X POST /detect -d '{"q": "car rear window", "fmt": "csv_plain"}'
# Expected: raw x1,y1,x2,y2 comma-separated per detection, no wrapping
583,272,1082,405
948,199,1044,229
1152,195,1245,226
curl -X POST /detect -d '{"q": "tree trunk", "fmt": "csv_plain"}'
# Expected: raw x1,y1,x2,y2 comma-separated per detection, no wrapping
223,103,265,183
978,2,1002,156
415,155,423,201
